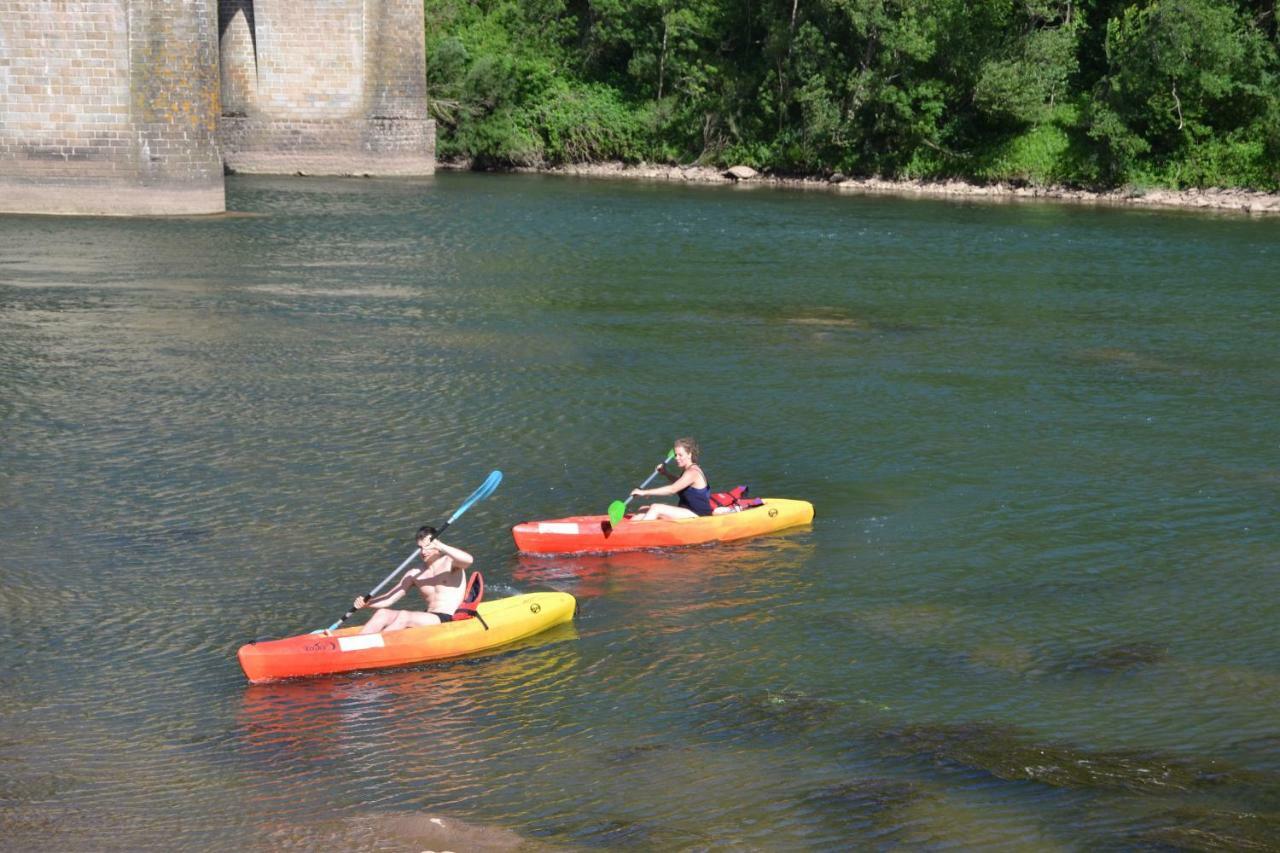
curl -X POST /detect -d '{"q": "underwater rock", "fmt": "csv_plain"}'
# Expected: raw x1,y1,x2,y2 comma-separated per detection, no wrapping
964,638,1171,679
798,777,922,824
533,812,712,849
689,688,842,744
883,721,1256,794
602,743,667,764
1070,347,1186,375
1134,806,1280,851
737,689,838,733
784,315,868,329
1057,640,1170,675
377,813,537,851
790,778,923,840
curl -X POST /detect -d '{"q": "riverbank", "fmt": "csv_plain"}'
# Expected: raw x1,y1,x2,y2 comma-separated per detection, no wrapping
439,159,1280,215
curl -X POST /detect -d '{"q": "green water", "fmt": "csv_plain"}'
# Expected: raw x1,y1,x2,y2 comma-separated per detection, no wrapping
1,173,1277,849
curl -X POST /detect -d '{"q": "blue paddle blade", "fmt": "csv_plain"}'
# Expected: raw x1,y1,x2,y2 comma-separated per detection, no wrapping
448,470,502,523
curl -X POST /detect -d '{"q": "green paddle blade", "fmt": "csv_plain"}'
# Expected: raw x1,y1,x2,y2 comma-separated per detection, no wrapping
608,500,627,525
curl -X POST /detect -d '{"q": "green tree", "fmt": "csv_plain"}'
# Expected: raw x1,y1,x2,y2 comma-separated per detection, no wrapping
1090,0,1280,184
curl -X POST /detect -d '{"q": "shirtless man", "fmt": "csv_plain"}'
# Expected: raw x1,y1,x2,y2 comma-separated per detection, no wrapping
351,526,473,634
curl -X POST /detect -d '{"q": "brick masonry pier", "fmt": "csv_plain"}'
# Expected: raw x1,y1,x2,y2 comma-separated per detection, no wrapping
0,0,435,216
217,0,435,176
0,1,225,216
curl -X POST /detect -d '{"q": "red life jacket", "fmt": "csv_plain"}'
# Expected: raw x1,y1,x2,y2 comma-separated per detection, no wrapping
708,485,764,510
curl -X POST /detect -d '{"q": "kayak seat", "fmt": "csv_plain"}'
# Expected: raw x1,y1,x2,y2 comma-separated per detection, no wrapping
452,571,485,623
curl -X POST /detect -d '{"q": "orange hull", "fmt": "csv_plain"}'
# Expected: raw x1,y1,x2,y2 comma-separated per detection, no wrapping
238,592,576,683
511,498,814,554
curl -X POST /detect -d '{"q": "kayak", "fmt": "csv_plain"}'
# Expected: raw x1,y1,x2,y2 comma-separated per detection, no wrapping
512,498,814,554
237,591,576,683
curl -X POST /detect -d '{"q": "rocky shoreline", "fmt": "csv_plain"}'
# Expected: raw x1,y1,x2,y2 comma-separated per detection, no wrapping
439,159,1280,215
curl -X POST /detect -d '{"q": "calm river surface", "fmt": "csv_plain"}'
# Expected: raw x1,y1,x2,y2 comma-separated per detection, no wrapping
2,173,1278,850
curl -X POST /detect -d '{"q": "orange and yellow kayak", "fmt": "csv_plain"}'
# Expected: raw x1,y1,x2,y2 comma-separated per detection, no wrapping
238,591,576,683
512,498,814,554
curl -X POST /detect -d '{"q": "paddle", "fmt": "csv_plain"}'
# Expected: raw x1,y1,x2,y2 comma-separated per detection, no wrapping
608,449,675,525
319,469,503,633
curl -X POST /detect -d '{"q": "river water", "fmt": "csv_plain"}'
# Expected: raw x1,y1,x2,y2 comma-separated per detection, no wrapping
2,173,1277,850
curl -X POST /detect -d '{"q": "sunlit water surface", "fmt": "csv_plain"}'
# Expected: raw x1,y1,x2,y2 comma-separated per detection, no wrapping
1,173,1278,850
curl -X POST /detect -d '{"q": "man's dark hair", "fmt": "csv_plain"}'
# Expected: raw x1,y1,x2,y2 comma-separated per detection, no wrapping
416,525,438,542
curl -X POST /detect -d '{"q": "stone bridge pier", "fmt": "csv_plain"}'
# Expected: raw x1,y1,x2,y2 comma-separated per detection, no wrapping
217,0,435,176
0,0,434,217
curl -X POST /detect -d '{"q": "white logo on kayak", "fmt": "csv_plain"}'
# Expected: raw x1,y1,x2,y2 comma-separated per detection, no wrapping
537,522,580,535
338,634,385,652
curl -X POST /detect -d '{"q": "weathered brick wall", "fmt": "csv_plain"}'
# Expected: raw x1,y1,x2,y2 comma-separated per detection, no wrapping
0,0,225,215
217,0,435,176
0,0,433,215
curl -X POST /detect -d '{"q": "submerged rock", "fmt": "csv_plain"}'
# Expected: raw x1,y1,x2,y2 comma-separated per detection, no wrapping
1058,640,1169,674
377,813,540,851
883,721,1257,794
798,777,921,821
533,812,712,849
602,743,667,764
1070,346,1187,374
693,688,841,741
1134,806,1280,851
791,778,923,841
965,638,1171,679
741,689,840,731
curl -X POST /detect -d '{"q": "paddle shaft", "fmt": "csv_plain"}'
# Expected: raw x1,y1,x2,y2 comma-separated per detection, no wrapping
326,520,459,631
609,450,676,523
323,470,502,632
622,463,670,509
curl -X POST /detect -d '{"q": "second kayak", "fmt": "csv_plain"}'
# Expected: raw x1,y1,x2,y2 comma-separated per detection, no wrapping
512,498,815,554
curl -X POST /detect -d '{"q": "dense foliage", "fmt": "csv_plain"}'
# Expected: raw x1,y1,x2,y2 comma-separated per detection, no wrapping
423,0,1280,190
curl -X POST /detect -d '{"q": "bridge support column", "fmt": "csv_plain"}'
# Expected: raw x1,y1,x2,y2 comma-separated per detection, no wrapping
217,0,435,176
0,0,225,216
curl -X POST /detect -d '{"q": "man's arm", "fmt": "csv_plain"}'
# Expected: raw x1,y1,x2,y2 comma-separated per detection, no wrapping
422,539,474,571
358,569,419,609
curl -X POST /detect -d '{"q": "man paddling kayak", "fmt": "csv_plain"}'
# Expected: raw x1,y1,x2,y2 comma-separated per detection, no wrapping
346,526,474,633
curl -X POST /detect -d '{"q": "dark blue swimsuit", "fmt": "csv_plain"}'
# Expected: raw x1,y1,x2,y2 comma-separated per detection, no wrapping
678,470,713,516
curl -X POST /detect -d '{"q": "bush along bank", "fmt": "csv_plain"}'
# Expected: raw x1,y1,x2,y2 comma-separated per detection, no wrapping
424,0,1280,195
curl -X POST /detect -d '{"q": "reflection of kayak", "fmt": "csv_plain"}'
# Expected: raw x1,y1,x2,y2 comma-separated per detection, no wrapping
512,498,815,554
237,592,576,683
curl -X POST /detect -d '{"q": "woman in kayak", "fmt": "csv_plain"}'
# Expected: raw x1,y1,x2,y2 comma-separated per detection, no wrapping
350,526,474,633
631,437,713,520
